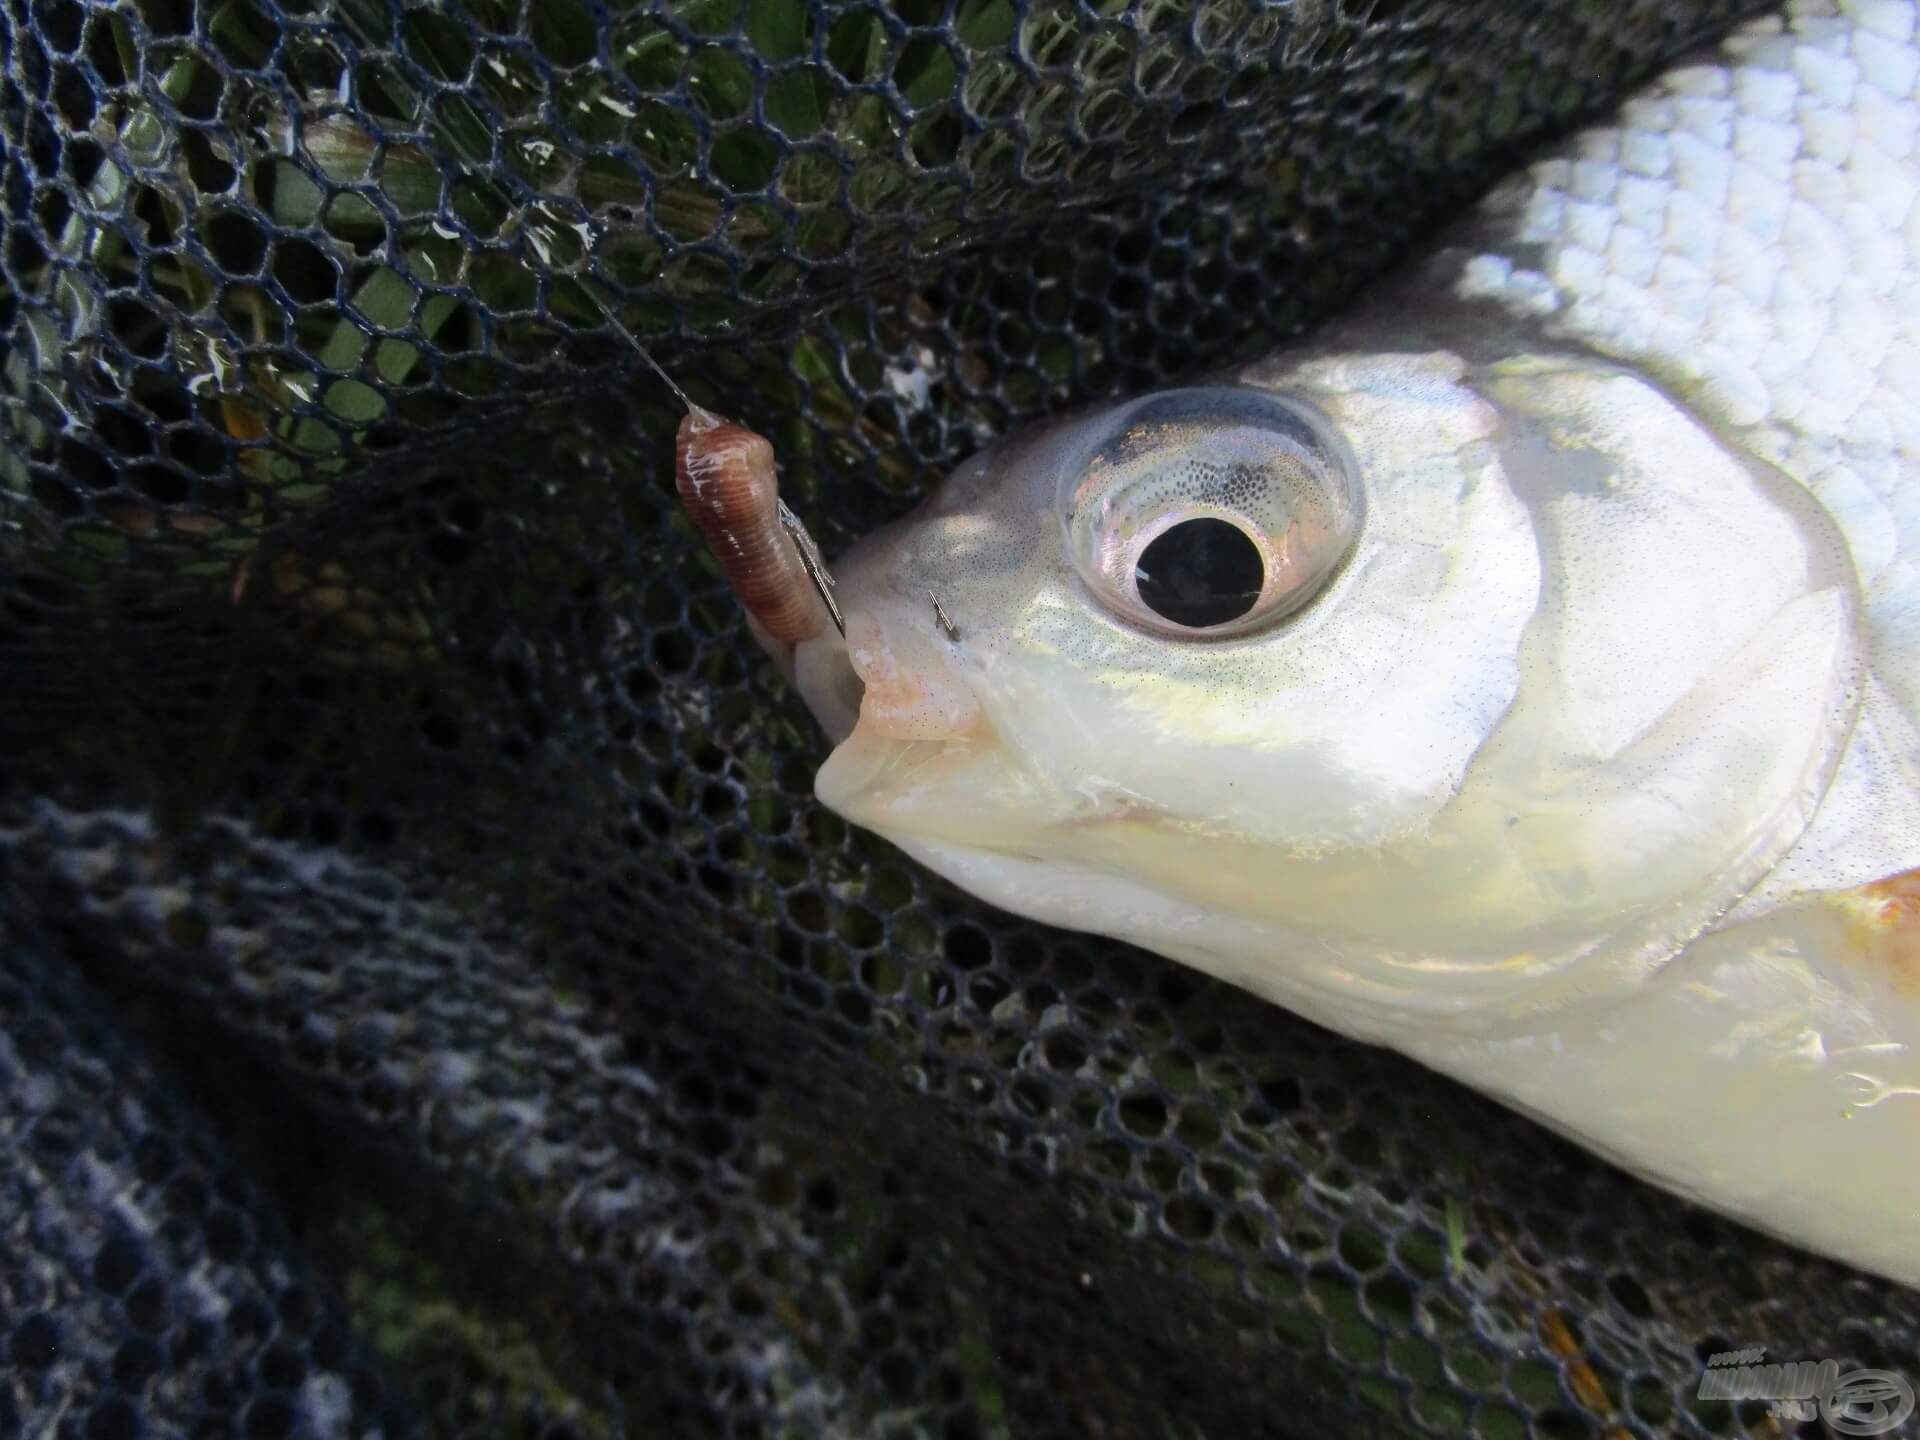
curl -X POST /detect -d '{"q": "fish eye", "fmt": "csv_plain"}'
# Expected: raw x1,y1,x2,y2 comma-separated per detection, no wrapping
1057,386,1364,639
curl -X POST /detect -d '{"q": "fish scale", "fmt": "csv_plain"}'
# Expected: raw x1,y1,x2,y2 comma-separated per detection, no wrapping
1454,0,1920,921
1461,0,1919,716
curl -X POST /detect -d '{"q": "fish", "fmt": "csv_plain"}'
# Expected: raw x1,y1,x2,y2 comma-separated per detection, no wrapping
683,0,1920,1289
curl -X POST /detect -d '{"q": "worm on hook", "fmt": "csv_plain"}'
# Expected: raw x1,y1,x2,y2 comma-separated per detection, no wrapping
673,404,844,645
643,353,871,743
618,332,842,645
598,312,862,737
636,338,859,735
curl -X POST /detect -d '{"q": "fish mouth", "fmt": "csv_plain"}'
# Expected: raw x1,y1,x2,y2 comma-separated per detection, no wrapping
804,596,1028,851
814,702,1026,852
791,592,987,746
840,608,984,742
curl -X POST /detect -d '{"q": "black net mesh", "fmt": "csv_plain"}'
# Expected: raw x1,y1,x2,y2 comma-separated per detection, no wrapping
6,0,1918,1435
0,896,415,1439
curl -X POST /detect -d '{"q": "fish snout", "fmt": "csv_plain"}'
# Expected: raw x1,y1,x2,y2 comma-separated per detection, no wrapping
840,605,984,742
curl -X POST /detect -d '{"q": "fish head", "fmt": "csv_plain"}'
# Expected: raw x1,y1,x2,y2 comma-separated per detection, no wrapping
790,343,1865,1037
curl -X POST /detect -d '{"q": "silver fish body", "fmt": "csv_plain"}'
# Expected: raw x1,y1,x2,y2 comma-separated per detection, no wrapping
784,0,1920,1286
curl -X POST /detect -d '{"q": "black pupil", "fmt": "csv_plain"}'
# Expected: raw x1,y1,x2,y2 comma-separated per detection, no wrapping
1134,518,1264,628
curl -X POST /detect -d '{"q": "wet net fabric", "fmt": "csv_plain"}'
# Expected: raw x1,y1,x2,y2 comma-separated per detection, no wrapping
0,895,415,1439
5,0,1918,1436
